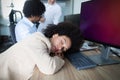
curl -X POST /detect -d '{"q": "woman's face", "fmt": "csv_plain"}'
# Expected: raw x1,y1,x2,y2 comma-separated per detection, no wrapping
50,34,71,54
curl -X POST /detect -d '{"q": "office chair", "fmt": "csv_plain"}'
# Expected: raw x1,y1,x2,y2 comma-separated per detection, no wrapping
9,23,17,44
9,9,23,44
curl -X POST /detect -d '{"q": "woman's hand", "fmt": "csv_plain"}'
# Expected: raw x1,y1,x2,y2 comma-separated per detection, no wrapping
40,17,45,22
55,53,64,59
50,52,64,59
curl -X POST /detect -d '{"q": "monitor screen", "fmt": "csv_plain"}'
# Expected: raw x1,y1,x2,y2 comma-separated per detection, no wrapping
80,0,120,48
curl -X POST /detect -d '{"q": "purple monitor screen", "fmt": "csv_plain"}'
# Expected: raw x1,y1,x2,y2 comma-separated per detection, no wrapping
80,0,120,48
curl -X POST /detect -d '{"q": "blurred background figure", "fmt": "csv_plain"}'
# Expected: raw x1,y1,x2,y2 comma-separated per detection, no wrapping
37,0,62,32
15,0,45,42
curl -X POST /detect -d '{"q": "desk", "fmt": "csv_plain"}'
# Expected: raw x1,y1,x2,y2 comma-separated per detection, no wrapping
30,50,120,80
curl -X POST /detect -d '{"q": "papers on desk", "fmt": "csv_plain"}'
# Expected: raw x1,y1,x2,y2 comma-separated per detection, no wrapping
80,43,98,51
80,46,98,51
111,47,120,56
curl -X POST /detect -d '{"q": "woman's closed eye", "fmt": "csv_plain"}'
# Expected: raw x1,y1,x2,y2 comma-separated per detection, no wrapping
61,47,65,53
61,39,67,51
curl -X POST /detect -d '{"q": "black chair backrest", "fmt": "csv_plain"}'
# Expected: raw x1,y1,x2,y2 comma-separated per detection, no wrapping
9,9,23,24
9,9,23,44
9,23,17,44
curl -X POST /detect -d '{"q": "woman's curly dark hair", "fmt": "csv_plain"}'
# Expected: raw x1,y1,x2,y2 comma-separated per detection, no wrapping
23,0,45,17
43,22,84,54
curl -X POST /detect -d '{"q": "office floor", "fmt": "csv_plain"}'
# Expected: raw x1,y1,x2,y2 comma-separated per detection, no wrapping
0,36,12,53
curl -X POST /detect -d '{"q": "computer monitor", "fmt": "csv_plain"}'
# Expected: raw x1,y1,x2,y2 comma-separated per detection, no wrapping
80,0,120,65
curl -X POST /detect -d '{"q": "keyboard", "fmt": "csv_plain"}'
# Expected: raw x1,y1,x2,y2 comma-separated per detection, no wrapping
65,52,97,70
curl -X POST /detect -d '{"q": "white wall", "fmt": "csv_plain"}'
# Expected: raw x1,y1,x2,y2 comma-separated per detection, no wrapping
73,0,90,14
0,0,25,35
58,0,73,21
1,0,25,20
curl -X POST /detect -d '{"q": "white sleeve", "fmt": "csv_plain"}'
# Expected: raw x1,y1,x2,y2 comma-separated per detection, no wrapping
53,6,62,24
37,50,65,75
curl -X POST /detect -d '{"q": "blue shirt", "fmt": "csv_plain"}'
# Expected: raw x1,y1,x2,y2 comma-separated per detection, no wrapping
15,17,37,42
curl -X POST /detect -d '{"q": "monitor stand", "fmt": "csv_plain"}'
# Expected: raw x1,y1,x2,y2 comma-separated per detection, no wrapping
88,45,120,65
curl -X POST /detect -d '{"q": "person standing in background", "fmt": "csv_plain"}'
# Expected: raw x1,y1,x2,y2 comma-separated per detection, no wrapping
37,0,62,32
15,0,45,42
